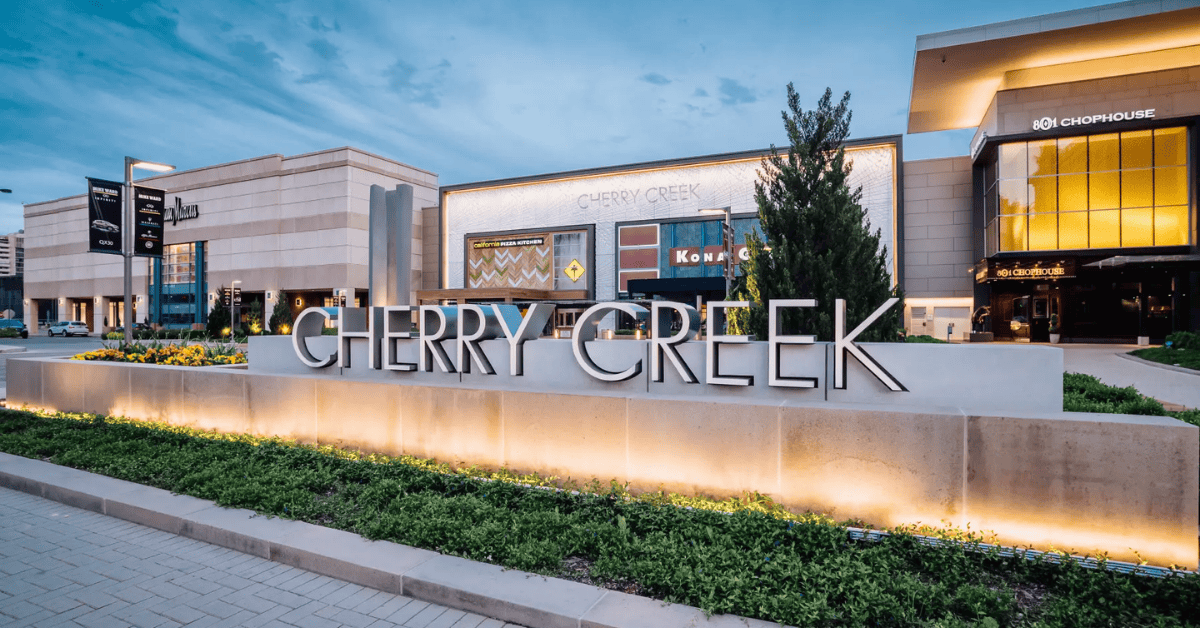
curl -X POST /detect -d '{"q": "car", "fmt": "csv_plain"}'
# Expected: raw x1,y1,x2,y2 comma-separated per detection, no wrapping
47,321,90,337
91,219,119,233
0,319,28,338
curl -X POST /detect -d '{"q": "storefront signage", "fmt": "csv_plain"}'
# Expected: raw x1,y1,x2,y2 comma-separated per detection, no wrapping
165,197,200,225
86,177,123,256
290,298,906,392
577,183,701,209
133,186,165,258
980,260,1075,281
472,236,545,249
1032,109,1154,131
670,245,749,267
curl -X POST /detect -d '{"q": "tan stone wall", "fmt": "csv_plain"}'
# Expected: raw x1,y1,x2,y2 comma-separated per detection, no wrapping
22,148,438,304
8,356,1197,570
902,157,974,298
975,65,1200,143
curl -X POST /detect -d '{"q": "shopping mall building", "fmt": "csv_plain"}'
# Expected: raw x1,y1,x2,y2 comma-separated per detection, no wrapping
22,0,1200,341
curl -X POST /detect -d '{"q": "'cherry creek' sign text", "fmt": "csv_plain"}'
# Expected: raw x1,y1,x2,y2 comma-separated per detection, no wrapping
292,299,906,392
577,183,701,209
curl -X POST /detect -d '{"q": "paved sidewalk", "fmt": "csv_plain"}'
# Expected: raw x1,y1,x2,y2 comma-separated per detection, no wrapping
0,487,522,628
1060,343,1200,410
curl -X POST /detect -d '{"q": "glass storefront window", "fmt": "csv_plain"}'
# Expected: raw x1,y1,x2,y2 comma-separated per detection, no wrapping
985,126,1191,252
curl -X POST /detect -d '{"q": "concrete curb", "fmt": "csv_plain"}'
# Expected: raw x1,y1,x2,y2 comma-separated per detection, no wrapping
0,452,782,628
1116,351,1200,378
0,345,27,353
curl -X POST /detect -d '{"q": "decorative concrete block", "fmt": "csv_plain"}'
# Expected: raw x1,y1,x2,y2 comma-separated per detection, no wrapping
5,358,41,408
502,391,628,483
626,397,780,499
966,412,1199,569
40,359,87,414
247,373,318,443
779,405,965,528
81,361,131,419
315,378,402,455
402,386,504,468
124,363,184,424
181,369,248,434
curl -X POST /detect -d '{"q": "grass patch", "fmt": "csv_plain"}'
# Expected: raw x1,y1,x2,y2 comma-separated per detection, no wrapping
0,408,1197,626
905,334,948,344
1129,347,1200,372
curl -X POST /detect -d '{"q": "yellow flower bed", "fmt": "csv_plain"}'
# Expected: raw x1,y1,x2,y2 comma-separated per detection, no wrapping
72,343,247,367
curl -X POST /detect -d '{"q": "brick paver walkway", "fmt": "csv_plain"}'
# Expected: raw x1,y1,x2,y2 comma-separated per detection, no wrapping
0,487,525,628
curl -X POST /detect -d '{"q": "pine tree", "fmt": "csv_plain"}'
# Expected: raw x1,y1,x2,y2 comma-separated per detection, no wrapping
730,85,902,341
206,288,232,339
269,290,293,334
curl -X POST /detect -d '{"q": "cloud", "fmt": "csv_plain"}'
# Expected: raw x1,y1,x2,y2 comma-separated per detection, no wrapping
718,78,755,105
309,16,339,32
693,87,708,97
640,72,670,85
227,36,283,74
308,38,341,62
385,58,450,107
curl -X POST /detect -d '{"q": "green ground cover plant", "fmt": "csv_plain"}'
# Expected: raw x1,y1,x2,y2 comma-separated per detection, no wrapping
1130,332,1200,372
1063,372,1200,427
905,335,948,344
0,408,1196,627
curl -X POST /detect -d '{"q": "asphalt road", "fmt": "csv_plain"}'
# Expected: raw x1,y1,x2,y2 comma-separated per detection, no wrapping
0,335,105,398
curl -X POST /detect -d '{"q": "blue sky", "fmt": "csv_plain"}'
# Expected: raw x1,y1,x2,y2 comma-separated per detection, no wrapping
2,0,1102,234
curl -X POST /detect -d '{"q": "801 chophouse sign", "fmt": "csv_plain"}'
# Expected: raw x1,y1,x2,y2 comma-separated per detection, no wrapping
87,177,123,255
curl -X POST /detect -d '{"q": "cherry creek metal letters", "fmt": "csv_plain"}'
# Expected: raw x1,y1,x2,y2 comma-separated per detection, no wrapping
291,299,905,392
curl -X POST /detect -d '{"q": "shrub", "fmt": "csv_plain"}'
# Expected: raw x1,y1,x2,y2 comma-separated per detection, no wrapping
72,341,246,366
1165,331,1200,351
905,334,947,344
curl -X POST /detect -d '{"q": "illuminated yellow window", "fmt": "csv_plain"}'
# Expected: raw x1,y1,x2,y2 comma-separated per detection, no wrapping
1155,128,1187,166
1155,166,1187,206
1058,137,1087,173
1121,207,1153,247
1089,209,1120,249
1059,174,1088,212
999,143,1027,179
1121,130,1153,169
1154,206,1189,246
1029,177,1056,213
1000,215,1027,251
1089,133,1119,171
1059,211,1089,249
1029,213,1057,250
999,179,1027,214
1121,169,1152,208
1089,171,1119,210
1028,139,1057,177
994,127,1189,253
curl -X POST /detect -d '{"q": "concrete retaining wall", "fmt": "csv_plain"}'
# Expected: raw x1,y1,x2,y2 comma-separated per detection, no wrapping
6,352,1197,569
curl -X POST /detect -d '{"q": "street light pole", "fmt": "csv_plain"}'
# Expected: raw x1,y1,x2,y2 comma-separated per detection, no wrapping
123,157,175,344
698,206,734,298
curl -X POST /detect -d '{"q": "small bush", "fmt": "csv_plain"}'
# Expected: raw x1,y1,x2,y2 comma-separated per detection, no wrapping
905,334,947,344
1165,330,1200,351
0,328,20,338
72,341,246,366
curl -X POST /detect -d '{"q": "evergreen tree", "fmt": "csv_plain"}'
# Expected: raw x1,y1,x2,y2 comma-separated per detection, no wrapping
206,288,232,339
730,85,902,341
269,290,293,334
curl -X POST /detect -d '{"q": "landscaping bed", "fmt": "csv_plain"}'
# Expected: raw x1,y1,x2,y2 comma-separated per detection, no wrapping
0,408,1197,627
1129,331,1200,372
1063,372,1200,427
72,341,246,366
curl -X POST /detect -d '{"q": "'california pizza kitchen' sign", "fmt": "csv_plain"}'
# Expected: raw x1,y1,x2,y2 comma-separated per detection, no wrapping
291,299,906,392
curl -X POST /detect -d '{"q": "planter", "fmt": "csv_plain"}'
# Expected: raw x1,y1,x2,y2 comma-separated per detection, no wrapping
1049,333,1061,344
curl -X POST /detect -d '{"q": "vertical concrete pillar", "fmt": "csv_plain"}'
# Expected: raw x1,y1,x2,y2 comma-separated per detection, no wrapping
343,288,356,308
368,184,414,307
24,299,36,333
135,294,147,326
264,290,279,332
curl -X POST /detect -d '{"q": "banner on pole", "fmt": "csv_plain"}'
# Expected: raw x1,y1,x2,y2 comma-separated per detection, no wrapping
87,177,123,256
133,185,165,258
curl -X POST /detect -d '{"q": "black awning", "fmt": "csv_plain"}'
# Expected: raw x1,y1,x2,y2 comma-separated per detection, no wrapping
1084,254,1200,268
626,276,725,299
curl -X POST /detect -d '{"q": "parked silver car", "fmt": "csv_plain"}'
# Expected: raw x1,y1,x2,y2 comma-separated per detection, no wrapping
47,321,90,337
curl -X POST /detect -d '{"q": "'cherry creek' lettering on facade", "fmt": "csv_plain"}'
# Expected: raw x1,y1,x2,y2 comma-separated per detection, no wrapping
577,184,701,209
291,299,906,392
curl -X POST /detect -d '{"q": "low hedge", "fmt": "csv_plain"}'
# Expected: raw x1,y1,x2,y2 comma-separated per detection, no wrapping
1064,372,1200,427
0,408,1197,627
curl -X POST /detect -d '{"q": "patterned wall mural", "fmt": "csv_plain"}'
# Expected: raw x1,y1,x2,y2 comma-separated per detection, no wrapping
466,234,552,289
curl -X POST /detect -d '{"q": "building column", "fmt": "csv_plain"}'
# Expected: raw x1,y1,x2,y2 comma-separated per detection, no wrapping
135,294,148,327
24,299,36,333
343,287,356,308
264,290,279,332
92,296,105,336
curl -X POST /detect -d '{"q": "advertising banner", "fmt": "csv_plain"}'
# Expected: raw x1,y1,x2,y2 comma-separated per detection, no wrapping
133,185,165,258
87,177,124,255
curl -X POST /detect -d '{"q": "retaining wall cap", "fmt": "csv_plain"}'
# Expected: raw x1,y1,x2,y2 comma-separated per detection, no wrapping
0,452,785,628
